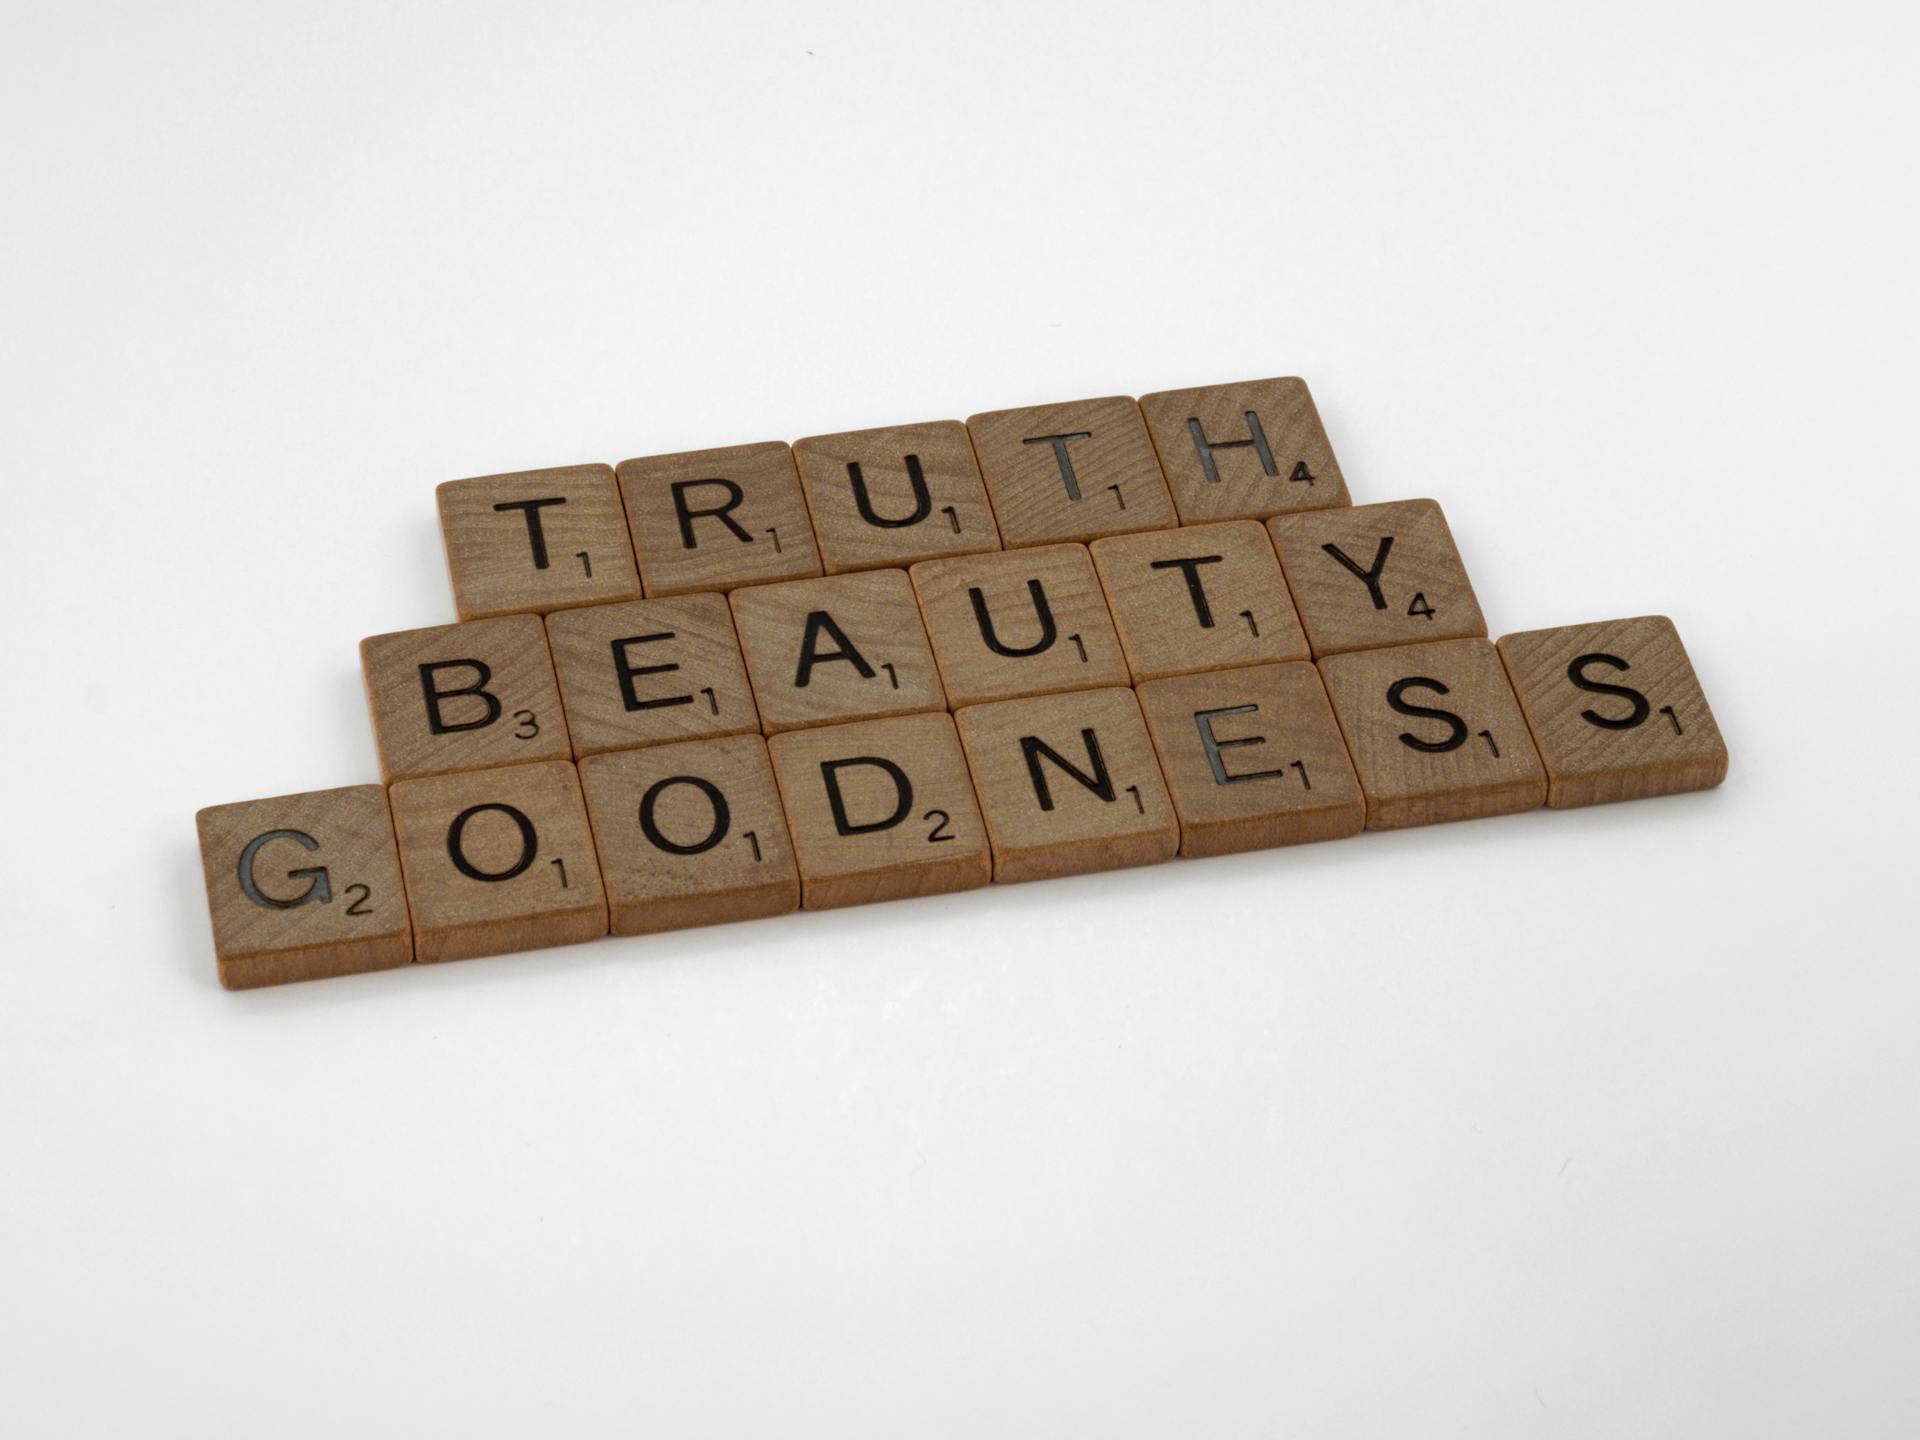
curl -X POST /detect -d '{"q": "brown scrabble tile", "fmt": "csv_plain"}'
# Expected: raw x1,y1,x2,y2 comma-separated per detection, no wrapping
1138,377,1349,524
545,594,759,758
617,441,823,595
793,420,1001,573
437,464,642,620
196,785,412,989
909,543,1129,707
1497,615,1729,809
966,395,1177,547
954,688,1178,883
361,614,572,783
1136,663,1365,858
1089,520,1310,681
1318,638,1546,830
730,570,946,733
1268,499,1487,657
767,712,991,909
388,760,607,962
579,735,799,935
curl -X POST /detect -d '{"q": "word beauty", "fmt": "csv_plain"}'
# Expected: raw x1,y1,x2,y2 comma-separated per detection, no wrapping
196,378,1729,988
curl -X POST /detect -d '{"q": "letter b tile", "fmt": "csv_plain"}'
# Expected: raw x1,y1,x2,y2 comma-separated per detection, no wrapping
361,614,572,782
767,713,991,909
196,784,412,989
388,760,607,962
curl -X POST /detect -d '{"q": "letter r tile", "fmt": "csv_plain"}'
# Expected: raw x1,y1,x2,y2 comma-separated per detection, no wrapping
438,464,643,620
766,712,991,910
196,784,412,989
617,441,823,595
361,614,572,782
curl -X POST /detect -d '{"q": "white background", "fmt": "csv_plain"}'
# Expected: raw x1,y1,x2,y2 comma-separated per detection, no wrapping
3,2,1916,1435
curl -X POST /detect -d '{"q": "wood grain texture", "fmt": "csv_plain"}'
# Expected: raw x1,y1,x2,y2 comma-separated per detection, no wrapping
1138,377,1350,524
1136,663,1365,857
579,735,799,935
1089,520,1310,681
954,687,1178,883
1268,498,1486,657
909,543,1129,707
1497,615,1729,808
545,594,759,758
361,614,572,782
730,569,946,733
1318,638,1546,829
766,712,991,910
617,441,823,595
792,420,1001,573
966,395,1177,546
196,785,412,989
388,760,607,962
437,464,642,620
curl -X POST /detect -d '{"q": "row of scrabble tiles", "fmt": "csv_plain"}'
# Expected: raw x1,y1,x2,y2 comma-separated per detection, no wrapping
369,501,1499,778
202,617,1727,989
434,377,1349,619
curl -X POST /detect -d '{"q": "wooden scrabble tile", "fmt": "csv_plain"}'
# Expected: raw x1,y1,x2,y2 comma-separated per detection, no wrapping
196,785,412,989
1138,377,1350,524
388,760,607,962
437,464,642,620
1317,638,1547,829
730,570,946,733
792,420,1001,572
954,688,1178,883
1136,663,1365,857
1497,615,1729,808
361,614,572,782
578,735,799,935
965,395,1177,546
1089,520,1310,681
767,712,991,909
545,594,759,758
1268,499,1487,657
616,440,823,595
909,543,1130,707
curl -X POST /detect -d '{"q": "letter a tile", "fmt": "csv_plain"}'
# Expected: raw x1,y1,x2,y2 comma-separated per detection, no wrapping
438,464,643,620
1318,638,1547,829
579,735,800,934
361,614,572,782
196,785,412,989
1497,615,1728,808
955,688,1179,883
1138,377,1350,525
910,543,1130,707
1136,663,1364,857
793,421,1001,573
767,713,991,909
730,570,946,732
388,760,607,962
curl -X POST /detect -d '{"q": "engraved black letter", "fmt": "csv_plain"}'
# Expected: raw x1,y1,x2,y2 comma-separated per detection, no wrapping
1187,412,1277,485
1149,555,1226,628
1193,705,1285,785
847,455,933,528
1322,536,1393,610
638,775,731,855
820,756,913,835
1022,432,1093,501
491,497,567,569
446,803,538,882
670,479,752,548
794,612,876,687
1386,676,1468,753
970,579,1057,657
1020,728,1115,811
236,829,332,909
1568,652,1652,730
419,660,503,734
612,633,693,712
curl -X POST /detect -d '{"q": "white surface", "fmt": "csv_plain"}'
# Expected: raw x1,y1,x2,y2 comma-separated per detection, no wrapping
3,2,1916,1434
